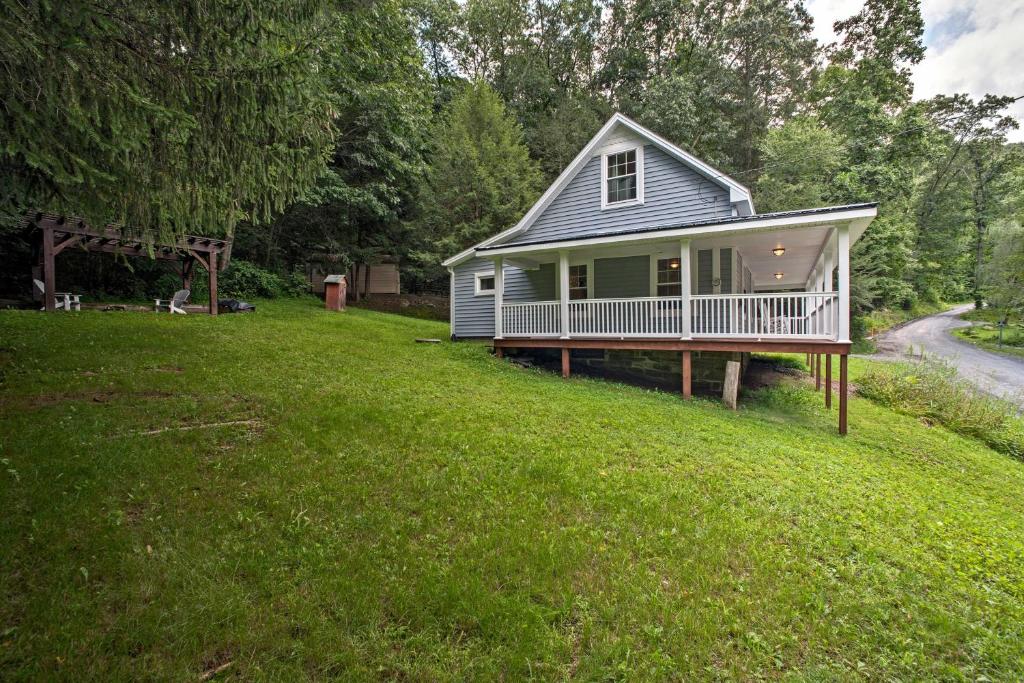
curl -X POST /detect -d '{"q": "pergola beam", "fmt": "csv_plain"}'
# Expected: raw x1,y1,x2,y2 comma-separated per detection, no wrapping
29,213,230,315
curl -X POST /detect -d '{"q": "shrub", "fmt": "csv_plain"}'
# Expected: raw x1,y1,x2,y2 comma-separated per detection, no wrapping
858,360,1024,459
219,260,308,299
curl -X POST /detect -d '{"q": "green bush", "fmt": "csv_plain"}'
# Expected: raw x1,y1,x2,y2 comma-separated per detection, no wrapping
219,260,309,299
858,360,1023,459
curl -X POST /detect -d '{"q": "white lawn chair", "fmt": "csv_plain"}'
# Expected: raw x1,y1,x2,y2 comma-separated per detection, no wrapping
155,289,190,314
759,300,790,335
33,278,81,311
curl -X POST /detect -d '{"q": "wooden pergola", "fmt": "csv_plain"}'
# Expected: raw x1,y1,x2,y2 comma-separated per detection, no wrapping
29,213,231,315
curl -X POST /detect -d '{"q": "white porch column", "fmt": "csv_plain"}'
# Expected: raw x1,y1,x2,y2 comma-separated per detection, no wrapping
823,236,834,292
493,256,504,339
558,250,570,339
679,238,692,339
837,225,851,343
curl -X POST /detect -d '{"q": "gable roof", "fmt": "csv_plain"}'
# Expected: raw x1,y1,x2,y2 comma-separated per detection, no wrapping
443,113,754,268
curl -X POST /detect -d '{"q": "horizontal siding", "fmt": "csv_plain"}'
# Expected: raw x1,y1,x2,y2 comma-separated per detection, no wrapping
517,144,731,243
452,259,556,337
505,262,556,303
594,255,649,298
452,258,495,337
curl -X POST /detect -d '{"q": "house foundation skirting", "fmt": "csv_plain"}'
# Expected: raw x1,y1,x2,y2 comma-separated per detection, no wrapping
493,338,850,435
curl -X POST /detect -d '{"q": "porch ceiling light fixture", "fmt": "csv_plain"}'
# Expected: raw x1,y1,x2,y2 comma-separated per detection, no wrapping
670,260,680,269
772,246,786,256
773,272,784,280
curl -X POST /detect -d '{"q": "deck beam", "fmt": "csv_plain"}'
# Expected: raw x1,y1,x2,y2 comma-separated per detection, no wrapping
494,337,850,355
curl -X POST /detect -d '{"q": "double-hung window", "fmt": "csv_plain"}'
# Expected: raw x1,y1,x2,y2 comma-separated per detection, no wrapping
569,264,588,300
602,147,643,208
656,258,682,296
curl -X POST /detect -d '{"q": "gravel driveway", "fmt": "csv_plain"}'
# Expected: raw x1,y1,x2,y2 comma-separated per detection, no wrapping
871,304,1024,407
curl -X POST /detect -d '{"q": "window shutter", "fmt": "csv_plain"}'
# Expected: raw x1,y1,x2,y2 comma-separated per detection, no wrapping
697,249,714,295
720,248,732,294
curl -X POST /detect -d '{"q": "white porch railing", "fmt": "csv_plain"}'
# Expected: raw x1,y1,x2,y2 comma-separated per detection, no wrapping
502,300,561,337
569,297,683,337
691,292,838,338
500,292,838,340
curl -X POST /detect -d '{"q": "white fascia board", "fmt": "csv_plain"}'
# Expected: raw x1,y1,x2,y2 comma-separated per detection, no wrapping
612,113,755,215
478,207,877,258
442,112,757,268
441,115,626,268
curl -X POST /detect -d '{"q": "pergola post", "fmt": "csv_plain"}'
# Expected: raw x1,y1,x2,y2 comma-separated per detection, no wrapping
208,250,218,316
182,257,194,291
41,224,56,312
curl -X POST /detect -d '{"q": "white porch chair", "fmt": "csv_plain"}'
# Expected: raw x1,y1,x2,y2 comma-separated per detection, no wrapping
155,289,190,314
759,300,790,335
33,278,81,311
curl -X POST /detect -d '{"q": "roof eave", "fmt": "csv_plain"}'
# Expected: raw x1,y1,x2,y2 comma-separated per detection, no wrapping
476,205,878,258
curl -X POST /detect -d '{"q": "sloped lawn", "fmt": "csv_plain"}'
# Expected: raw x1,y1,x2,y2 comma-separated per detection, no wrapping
2,299,1023,680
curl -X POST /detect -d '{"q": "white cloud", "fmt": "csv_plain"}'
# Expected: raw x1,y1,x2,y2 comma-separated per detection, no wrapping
806,0,1024,141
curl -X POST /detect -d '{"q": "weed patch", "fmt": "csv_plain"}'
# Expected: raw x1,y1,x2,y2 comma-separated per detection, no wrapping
858,359,1024,458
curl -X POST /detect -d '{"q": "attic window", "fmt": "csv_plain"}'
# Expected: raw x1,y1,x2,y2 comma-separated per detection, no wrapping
602,146,644,208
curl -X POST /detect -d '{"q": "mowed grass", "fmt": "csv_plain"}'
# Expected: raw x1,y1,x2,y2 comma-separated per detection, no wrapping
2,299,1024,680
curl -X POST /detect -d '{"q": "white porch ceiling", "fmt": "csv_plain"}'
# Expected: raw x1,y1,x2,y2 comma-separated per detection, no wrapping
693,225,832,290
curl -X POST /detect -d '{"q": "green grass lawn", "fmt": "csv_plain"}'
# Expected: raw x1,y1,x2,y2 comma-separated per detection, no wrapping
953,311,1024,358
3,299,1024,680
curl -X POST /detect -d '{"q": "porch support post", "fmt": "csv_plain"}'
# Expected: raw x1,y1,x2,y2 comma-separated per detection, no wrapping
561,347,570,378
679,238,692,339
493,256,504,339
42,224,56,312
558,250,570,339
839,354,849,435
815,353,821,391
823,236,834,292
681,350,692,399
825,354,832,409
837,225,851,343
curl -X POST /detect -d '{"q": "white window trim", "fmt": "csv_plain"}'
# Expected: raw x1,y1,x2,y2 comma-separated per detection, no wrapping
600,143,644,210
563,258,595,299
650,252,683,298
474,271,495,296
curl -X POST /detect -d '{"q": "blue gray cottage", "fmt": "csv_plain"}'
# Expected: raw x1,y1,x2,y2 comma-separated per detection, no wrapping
443,114,876,433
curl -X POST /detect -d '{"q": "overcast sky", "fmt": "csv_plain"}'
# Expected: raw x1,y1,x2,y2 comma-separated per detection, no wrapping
806,0,1024,141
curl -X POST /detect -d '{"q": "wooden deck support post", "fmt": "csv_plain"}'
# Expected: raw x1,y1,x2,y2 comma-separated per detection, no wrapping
824,354,832,409
839,354,848,435
495,346,504,359
208,250,218,316
41,224,56,312
815,353,821,391
681,350,692,399
561,347,570,378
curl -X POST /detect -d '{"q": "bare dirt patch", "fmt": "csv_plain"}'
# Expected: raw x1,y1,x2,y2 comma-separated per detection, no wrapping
3,389,176,410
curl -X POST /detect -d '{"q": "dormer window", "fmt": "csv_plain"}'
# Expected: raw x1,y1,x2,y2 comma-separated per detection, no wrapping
601,145,644,209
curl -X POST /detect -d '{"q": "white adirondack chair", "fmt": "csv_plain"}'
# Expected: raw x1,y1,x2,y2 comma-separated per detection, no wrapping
33,278,81,311
155,289,190,314
759,300,790,336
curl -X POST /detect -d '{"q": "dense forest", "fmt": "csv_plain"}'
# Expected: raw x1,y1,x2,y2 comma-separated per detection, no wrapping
2,0,1022,328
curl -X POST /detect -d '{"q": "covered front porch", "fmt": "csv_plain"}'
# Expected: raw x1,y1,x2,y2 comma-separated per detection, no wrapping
481,220,852,344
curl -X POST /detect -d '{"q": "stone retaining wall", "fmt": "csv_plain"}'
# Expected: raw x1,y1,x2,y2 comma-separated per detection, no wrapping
507,347,749,395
